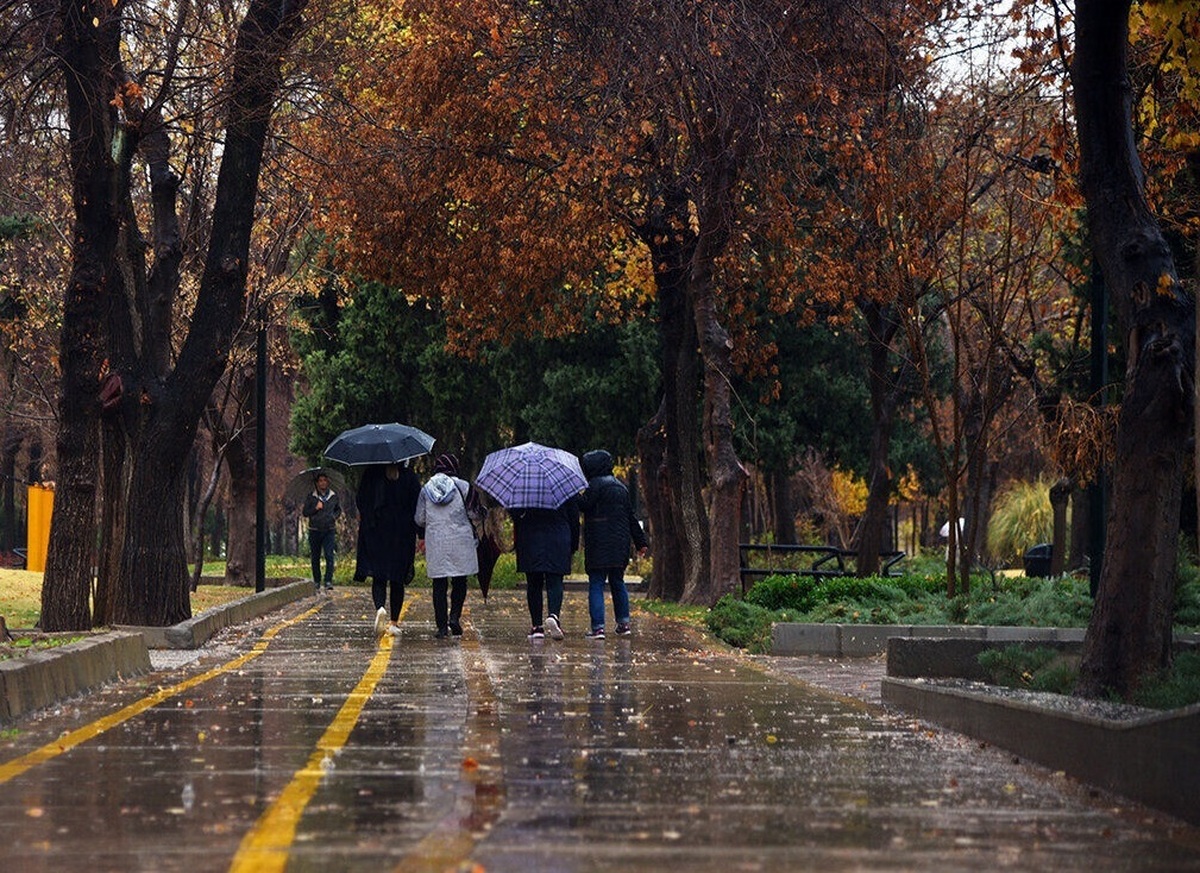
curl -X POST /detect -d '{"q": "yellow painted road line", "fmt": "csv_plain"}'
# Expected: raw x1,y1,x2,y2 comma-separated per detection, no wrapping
228,600,407,873
0,597,332,785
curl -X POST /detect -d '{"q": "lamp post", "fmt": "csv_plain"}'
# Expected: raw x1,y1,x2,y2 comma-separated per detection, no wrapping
255,314,267,593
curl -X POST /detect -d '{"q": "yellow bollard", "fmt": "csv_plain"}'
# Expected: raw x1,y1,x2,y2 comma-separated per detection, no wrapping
26,484,54,572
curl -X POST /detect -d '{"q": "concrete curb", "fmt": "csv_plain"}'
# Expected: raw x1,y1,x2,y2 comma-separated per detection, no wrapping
881,675,1200,826
770,622,1196,656
0,632,151,723
115,580,312,649
878,635,1200,826
1,580,312,723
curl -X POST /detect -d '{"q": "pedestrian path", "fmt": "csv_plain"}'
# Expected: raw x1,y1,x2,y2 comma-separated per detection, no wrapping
0,589,1197,871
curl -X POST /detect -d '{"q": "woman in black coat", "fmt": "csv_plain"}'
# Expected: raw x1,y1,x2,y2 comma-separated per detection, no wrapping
355,462,421,637
512,496,579,640
578,450,648,638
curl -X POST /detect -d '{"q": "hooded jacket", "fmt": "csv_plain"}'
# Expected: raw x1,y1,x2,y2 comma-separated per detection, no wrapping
578,450,648,571
415,473,479,579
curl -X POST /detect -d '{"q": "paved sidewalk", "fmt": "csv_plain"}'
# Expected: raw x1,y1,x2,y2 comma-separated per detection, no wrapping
1,589,1197,871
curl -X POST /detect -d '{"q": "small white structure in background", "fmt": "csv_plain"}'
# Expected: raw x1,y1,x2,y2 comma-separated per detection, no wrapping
939,517,966,559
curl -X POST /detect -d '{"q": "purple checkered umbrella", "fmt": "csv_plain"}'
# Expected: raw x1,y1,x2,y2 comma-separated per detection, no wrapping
474,442,586,509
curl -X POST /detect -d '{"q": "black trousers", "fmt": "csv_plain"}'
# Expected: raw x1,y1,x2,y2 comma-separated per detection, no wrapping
432,576,467,630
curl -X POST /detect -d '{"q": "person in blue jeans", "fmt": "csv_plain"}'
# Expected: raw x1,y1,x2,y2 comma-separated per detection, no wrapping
578,450,649,639
303,472,342,594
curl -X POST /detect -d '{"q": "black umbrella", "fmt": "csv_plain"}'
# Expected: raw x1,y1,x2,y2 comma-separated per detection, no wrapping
283,466,346,506
323,423,436,467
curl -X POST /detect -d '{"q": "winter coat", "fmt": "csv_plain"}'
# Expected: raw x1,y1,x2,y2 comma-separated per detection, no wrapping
415,473,480,579
578,450,648,570
512,496,580,575
302,488,341,532
354,465,420,583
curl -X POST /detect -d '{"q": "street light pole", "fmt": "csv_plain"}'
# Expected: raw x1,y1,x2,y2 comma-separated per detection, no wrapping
255,315,267,593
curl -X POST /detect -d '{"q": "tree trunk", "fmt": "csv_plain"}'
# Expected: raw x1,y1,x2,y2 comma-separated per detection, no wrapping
92,421,128,626
688,204,745,604
636,211,708,603
856,302,901,576
113,435,191,625
224,426,256,586
40,0,122,632
1050,478,1071,577
104,0,307,625
770,469,795,545
1073,0,1194,699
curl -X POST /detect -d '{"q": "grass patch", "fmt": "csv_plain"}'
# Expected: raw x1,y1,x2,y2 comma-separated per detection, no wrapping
0,634,88,662
638,598,708,628
977,645,1200,710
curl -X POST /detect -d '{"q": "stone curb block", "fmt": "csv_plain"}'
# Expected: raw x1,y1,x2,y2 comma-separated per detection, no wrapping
771,623,1200,657
881,675,1200,827
0,632,151,723
116,580,312,649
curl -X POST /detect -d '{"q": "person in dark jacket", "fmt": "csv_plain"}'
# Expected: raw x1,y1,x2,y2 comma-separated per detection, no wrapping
512,496,580,640
302,472,342,595
355,462,421,638
578,450,648,638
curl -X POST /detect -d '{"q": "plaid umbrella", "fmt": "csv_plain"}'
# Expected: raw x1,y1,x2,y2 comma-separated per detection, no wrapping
474,442,586,509
323,423,435,467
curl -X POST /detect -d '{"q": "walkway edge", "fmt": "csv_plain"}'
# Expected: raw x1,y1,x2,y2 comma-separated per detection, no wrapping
1,581,312,723
0,631,151,723
881,675,1200,826
116,580,312,649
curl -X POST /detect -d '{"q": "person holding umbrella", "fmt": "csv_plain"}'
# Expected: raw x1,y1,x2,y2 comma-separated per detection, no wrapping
512,498,579,640
302,471,342,595
355,462,421,637
414,453,478,638
475,442,587,641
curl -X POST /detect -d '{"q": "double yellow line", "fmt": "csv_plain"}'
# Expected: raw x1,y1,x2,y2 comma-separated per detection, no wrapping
229,609,401,872
0,598,334,785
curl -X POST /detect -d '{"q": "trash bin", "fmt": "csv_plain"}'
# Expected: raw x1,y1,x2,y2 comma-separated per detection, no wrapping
1023,543,1053,578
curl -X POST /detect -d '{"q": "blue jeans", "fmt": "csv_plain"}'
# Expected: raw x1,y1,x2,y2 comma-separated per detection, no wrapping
526,572,564,628
309,529,336,586
588,568,630,631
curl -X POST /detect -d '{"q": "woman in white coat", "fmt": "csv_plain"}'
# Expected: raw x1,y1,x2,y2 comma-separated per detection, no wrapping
415,453,479,638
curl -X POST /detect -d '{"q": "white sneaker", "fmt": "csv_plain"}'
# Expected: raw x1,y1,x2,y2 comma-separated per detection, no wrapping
387,624,401,637
374,607,388,637
545,614,564,640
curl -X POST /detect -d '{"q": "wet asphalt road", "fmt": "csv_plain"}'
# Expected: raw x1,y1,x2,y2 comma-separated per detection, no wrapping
2,588,1199,872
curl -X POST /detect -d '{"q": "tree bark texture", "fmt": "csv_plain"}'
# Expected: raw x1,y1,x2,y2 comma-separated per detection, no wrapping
40,0,123,631
1073,0,1195,699
638,248,709,603
855,301,901,576
106,0,307,625
688,159,747,604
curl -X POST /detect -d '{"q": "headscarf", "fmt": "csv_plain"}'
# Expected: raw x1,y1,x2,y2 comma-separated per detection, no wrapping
434,453,459,476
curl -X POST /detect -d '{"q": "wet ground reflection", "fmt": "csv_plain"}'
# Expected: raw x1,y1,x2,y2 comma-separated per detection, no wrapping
0,590,1197,871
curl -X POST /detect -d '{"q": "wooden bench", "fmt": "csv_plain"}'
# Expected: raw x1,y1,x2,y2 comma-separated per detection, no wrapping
739,543,905,589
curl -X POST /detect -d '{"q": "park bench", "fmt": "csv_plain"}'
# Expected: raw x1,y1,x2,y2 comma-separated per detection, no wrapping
738,543,905,590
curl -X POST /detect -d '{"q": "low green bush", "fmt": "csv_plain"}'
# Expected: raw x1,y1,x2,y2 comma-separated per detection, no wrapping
1133,651,1200,710
705,595,776,652
977,645,1078,695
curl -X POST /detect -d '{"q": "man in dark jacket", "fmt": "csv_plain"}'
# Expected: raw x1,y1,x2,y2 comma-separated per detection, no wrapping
578,450,649,638
303,472,342,595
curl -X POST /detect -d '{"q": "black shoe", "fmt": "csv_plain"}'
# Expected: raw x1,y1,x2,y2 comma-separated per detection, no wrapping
435,627,449,639
615,622,631,636
449,621,463,636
